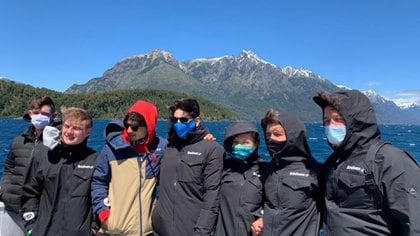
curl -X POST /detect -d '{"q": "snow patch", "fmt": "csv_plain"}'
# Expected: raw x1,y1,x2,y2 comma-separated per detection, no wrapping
281,66,325,80
239,50,277,67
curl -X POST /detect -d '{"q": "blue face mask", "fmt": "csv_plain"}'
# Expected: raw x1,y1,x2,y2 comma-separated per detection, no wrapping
173,121,196,138
325,125,346,145
231,144,254,160
31,114,51,129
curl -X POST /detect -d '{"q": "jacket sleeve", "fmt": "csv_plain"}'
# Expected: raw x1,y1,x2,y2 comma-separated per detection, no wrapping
0,142,16,199
21,147,47,228
381,148,420,235
91,145,112,216
193,143,224,236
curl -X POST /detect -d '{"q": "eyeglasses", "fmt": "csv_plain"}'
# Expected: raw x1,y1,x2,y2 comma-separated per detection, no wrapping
170,116,190,123
124,121,146,131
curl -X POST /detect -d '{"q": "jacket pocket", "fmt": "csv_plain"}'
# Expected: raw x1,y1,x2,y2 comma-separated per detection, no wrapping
177,157,203,183
280,177,313,209
71,168,94,197
242,177,263,206
337,172,372,208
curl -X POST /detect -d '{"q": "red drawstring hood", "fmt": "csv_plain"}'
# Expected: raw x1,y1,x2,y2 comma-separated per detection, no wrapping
122,100,158,154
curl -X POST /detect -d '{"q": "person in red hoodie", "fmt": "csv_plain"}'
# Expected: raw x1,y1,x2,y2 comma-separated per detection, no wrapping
91,100,168,236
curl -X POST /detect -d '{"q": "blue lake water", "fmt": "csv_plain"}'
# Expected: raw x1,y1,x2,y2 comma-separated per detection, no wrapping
1,118,419,178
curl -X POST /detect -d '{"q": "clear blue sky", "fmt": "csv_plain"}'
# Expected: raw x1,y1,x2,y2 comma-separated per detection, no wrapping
1,0,419,104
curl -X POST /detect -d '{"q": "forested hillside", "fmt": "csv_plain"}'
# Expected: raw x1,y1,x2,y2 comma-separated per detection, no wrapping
0,79,239,120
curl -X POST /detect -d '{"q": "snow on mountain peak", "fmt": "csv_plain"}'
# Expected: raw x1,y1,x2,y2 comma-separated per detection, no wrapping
362,90,393,104
122,49,174,62
281,66,325,80
365,89,378,96
238,50,277,67
190,55,232,64
394,100,419,109
337,85,352,90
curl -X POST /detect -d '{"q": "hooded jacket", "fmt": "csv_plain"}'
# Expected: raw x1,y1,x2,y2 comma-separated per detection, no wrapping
21,139,98,236
261,114,321,236
91,101,168,236
313,89,420,235
215,121,266,236
152,123,224,236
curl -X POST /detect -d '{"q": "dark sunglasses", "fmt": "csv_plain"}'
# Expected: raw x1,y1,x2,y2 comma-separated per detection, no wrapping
170,116,190,123
124,121,146,131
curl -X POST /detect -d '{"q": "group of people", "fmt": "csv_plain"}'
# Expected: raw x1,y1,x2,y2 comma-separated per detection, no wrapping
0,89,419,236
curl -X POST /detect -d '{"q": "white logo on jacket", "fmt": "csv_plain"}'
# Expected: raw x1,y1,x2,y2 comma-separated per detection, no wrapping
289,172,309,177
187,151,202,156
77,164,94,169
346,165,365,173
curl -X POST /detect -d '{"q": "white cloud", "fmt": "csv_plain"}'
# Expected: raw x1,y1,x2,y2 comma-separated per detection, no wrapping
397,89,420,96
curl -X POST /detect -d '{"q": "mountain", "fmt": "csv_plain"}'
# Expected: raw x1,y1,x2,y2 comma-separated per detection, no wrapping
67,50,340,121
62,49,419,124
0,79,239,120
395,101,420,109
362,90,420,124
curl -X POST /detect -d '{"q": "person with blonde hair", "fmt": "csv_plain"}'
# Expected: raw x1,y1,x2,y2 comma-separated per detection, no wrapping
22,107,98,236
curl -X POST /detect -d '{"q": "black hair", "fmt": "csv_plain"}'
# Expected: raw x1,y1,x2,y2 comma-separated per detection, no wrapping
169,98,200,118
124,112,144,123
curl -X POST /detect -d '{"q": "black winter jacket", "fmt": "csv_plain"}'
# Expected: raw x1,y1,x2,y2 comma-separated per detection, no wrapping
22,141,98,236
152,125,224,236
0,125,44,213
262,115,321,236
314,89,420,235
215,121,266,236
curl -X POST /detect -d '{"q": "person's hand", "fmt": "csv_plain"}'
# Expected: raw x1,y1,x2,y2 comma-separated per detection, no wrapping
251,217,263,236
203,133,216,141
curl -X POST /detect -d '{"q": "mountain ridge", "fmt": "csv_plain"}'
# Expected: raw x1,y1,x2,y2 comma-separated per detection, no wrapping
28,50,420,123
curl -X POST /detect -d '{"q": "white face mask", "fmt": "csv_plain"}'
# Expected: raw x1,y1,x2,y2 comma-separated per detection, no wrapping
43,126,60,150
325,125,346,145
31,114,51,129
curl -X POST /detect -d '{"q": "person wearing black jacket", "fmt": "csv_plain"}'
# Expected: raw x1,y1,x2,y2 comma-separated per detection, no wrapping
313,89,420,235
215,121,266,236
0,95,56,236
21,107,98,236
152,98,224,236
260,109,321,236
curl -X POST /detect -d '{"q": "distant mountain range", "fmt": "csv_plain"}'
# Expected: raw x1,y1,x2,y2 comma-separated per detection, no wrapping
65,50,420,124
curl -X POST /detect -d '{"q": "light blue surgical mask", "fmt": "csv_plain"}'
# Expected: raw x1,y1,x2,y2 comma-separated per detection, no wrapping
231,144,254,160
173,121,196,138
325,125,346,145
31,114,51,129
